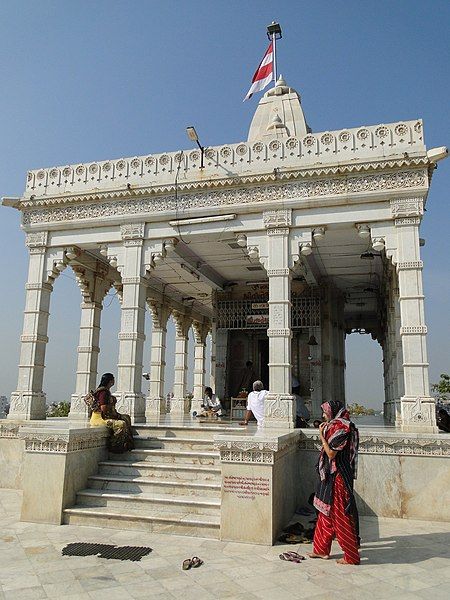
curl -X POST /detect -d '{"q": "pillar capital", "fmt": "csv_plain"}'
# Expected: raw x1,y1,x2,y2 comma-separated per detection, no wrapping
172,310,192,338
192,320,210,345
146,298,170,331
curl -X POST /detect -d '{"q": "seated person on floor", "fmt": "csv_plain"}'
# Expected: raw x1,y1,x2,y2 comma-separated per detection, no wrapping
199,386,225,417
239,380,267,427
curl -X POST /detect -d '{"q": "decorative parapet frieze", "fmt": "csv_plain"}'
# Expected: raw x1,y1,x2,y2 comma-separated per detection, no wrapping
298,431,450,457
20,427,109,454
23,120,426,203
390,197,424,218
22,169,428,226
214,432,298,465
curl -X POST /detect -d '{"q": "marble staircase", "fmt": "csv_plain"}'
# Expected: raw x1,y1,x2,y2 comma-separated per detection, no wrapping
63,423,237,539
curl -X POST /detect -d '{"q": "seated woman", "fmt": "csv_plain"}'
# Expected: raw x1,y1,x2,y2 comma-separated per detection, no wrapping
199,387,225,417
239,380,267,427
90,373,134,453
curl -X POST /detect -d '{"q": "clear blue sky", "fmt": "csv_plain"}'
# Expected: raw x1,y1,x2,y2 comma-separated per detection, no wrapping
0,1,449,408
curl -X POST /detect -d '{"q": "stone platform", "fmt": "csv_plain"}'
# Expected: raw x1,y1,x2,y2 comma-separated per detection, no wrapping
1,417,449,547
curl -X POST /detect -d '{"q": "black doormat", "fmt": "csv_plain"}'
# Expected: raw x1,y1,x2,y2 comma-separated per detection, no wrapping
62,542,152,561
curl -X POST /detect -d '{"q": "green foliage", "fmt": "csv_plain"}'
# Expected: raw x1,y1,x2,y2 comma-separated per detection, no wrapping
431,373,450,401
347,402,376,416
47,401,70,417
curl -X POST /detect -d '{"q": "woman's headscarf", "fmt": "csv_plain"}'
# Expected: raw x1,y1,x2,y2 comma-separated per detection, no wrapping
318,400,359,482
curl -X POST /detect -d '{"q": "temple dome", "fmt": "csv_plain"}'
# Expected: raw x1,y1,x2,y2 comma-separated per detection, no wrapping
247,75,311,141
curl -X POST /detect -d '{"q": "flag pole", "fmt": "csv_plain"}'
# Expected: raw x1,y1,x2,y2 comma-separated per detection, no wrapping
267,21,282,86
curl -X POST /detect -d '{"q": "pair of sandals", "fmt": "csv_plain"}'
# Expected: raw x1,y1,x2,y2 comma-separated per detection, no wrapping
279,551,305,563
182,556,203,570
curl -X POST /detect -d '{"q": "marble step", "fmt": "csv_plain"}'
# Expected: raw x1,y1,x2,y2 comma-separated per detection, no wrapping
134,424,243,440
98,460,221,481
134,436,215,452
88,474,221,497
117,448,220,466
63,506,219,539
75,489,221,516
98,460,221,482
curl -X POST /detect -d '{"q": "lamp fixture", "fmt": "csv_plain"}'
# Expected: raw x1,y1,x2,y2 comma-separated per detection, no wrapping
356,224,371,239
186,126,205,168
300,243,313,256
313,227,326,240
372,237,385,252
236,233,247,247
247,246,259,260
267,21,282,40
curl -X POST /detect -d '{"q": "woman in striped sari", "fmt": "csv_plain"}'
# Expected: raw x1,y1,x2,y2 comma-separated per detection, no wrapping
308,400,360,565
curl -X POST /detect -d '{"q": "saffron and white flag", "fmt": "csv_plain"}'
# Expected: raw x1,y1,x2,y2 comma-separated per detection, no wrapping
243,42,274,101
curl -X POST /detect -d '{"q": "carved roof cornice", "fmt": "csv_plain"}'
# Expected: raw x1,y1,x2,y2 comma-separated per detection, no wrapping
18,157,428,211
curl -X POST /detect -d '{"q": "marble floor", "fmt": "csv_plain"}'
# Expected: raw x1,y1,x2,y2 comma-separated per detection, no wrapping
1,489,449,600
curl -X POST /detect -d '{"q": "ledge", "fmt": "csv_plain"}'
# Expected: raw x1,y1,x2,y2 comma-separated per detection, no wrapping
298,428,450,457
214,430,299,464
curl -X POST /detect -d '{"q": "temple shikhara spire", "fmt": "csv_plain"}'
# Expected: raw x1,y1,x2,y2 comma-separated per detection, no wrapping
1,23,449,546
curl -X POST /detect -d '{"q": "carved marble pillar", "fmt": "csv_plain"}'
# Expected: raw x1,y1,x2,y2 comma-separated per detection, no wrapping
209,291,217,392
263,210,295,429
382,282,395,424
9,232,51,420
69,264,112,421
383,198,436,432
321,286,333,404
215,329,228,400
115,224,147,423
191,320,210,415
171,311,192,416
394,215,436,432
145,299,170,421
393,286,404,425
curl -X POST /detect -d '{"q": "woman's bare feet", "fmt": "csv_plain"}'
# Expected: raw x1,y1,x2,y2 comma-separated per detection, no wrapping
307,552,329,560
336,558,358,565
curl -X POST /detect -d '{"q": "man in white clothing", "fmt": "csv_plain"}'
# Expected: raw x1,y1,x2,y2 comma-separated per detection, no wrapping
239,380,267,427
199,386,224,417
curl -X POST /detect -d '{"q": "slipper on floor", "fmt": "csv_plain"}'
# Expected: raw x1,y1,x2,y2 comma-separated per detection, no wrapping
191,556,203,568
182,558,193,570
279,551,305,563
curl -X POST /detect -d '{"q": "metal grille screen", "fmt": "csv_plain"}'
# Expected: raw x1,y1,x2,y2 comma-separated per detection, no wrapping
217,297,320,330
